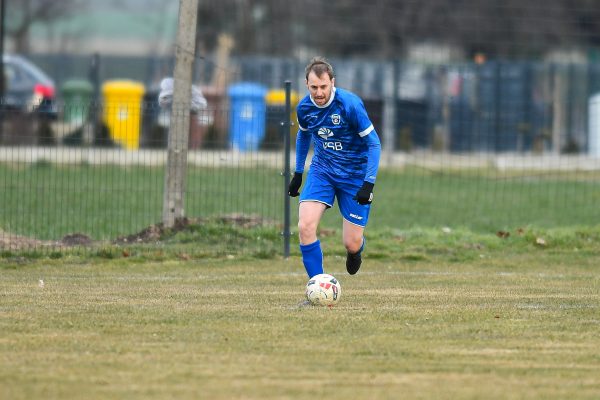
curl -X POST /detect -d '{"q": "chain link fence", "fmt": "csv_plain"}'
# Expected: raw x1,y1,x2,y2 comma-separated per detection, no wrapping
1,55,600,252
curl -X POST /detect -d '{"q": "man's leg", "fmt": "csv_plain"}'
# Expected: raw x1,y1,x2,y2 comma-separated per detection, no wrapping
298,201,327,278
343,220,365,275
336,176,371,275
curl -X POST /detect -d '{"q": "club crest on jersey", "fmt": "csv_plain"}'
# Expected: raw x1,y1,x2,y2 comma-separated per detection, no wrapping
331,114,341,125
318,127,334,139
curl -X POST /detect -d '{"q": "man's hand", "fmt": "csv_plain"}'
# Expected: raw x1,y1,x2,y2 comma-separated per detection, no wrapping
354,181,374,205
288,172,303,197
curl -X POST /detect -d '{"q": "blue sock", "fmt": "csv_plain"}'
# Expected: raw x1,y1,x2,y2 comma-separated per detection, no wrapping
300,240,324,278
358,237,365,254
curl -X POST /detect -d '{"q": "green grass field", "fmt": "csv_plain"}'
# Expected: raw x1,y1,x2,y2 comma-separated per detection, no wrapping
1,163,599,242
1,241,599,399
1,162,599,399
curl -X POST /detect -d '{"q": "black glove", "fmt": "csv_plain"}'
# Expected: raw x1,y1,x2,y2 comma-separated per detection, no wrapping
354,181,374,205
288,172,303,197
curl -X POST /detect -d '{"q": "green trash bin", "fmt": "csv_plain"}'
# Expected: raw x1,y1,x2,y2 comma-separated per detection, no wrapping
61,79,94,125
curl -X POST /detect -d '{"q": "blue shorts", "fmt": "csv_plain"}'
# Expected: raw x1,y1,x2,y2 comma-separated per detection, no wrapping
299,169,371,227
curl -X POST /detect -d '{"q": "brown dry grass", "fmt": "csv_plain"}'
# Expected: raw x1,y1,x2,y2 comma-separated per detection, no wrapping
1,249,599,400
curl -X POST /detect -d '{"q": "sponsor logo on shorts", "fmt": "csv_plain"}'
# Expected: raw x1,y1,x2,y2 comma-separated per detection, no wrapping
350,213,363,220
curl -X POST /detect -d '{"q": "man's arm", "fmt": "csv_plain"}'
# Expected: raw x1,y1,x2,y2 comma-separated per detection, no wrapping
288,129,311,197
354,131,381,205
364,131,381,184
294,129,311,174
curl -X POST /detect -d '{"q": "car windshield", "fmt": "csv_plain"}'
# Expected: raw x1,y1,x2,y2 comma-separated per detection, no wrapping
3,55,54,89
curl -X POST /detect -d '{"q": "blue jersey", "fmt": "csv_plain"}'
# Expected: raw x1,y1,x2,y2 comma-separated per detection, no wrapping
296,87,380,182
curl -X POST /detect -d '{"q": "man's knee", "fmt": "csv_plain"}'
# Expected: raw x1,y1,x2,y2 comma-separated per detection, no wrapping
344,235,363,254
298,219,318,244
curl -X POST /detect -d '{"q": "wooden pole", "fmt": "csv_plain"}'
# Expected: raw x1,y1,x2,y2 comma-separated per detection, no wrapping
0,0,6,140
162,0,198,228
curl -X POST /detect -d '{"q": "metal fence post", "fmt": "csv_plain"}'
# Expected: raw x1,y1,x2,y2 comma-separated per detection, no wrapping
282,80,292,258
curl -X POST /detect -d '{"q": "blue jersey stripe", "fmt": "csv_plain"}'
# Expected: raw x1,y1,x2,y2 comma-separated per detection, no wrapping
358,124,374,137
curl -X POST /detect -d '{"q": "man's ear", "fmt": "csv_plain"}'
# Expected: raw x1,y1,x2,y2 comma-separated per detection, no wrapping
331,77,335,87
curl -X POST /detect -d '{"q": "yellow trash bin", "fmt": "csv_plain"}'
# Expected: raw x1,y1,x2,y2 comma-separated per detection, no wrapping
102,80,145,149
266,89,299,129
265,89,299,147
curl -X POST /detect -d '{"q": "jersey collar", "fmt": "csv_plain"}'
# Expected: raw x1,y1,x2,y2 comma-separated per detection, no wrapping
310,87,336,109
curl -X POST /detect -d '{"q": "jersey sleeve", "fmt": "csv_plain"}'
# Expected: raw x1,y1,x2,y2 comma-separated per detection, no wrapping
295,129,311,173
296,101,309,132
348,94,379,182
364,130,381,183
294,104,311,173
296,115,308,132
350,96,375,137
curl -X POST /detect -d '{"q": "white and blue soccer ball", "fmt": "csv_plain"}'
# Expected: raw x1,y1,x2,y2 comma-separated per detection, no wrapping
305,273,341,306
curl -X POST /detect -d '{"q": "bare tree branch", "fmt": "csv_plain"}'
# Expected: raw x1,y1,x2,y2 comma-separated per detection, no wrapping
7,0,84,53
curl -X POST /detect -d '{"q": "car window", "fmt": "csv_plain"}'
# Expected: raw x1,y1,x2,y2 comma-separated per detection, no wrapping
4,55,55,86
4,64,16,89
4,62,36,89
15,58,53,86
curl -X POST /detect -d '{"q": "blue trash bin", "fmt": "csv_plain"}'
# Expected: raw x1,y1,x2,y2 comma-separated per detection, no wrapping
228,82,267,151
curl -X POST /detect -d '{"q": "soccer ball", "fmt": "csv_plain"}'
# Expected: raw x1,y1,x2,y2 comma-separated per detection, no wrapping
305,273,341,306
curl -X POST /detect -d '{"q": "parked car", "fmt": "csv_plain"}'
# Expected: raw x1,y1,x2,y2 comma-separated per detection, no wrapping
2,54,57,117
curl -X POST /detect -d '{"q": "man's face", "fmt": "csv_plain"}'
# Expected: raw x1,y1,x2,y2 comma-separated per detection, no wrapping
306,71,334,106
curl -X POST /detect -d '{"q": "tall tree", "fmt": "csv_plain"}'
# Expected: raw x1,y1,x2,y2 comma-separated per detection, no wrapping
192,0,600,59
7,0,83,54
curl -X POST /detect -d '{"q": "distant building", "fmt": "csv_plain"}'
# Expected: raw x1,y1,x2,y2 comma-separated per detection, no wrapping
20,3,178,56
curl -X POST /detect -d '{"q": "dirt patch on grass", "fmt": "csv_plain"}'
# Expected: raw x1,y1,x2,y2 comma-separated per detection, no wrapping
0,214,273,251
0,229,95,251
61,233,94,246
113,214,271,244
0,229,52,250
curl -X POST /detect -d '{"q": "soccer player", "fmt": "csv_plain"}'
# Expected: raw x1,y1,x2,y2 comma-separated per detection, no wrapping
288,57,381,278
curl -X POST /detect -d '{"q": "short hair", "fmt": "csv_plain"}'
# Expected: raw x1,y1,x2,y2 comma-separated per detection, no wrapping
305,57,334,81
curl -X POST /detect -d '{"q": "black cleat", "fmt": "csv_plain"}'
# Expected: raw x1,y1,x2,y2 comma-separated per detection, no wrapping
346,251,362,275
